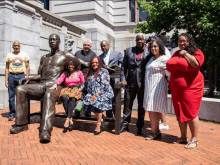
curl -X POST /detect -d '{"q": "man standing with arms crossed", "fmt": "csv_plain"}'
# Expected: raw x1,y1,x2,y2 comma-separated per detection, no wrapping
5,41,30,121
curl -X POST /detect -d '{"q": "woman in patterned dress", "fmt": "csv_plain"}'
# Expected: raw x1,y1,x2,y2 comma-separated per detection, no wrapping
50,57,85,133
79,56,114,135
143,39,171,140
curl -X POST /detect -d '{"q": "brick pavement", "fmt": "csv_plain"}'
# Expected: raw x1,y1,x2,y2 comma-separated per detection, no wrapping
0,102,220,165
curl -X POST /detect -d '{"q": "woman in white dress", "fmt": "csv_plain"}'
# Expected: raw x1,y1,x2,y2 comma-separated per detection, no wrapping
144,39,171,140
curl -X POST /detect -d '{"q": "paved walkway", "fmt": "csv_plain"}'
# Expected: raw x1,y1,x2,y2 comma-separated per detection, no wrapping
0,103,220,165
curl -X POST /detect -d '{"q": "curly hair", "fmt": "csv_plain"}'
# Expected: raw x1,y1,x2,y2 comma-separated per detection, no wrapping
64,57,81,74
149,39,165,56
86,56,103,82
179,33,197,55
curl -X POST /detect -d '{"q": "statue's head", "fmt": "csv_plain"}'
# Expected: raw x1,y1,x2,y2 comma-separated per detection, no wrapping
49,34,60,50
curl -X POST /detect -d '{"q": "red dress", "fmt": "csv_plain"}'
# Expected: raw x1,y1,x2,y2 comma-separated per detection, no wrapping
166,49,204,122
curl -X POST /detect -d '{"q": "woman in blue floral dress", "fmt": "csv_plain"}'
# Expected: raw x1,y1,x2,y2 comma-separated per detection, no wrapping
79,56,114,135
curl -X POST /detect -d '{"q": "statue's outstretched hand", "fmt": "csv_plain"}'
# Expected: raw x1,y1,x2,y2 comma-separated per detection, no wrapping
18,76,41,85
19,78,30,85
108,64,118,68
104,64,119,72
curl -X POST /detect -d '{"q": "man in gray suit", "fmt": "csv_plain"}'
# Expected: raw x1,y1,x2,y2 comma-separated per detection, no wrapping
99,40,123,119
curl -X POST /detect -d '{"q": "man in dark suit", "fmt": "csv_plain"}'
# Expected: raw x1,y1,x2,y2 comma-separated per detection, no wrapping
99,40,123,119
120,34,152,135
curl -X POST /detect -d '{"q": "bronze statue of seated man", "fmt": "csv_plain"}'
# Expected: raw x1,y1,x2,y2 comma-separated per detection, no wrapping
10,34,90,142
10,33,118,142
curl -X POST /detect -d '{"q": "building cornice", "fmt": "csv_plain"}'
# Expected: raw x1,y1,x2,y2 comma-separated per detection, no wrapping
38,9,86,36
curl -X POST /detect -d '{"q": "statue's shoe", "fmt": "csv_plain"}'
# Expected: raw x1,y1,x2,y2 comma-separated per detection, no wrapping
10,125,28,134
39,130,51,142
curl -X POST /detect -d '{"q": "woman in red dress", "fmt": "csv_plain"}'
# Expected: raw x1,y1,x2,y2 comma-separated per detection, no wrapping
166,33,204,149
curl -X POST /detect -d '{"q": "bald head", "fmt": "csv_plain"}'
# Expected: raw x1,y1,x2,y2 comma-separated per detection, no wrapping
100,40,109,53
49,33,60,51
136,33,145,49
49,33,60,41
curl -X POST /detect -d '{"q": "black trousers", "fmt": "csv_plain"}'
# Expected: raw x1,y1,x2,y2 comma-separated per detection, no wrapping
61,95,76,118
121,83,145,129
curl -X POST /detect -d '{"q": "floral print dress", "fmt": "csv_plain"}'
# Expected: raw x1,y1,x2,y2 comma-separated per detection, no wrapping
82,68,114,111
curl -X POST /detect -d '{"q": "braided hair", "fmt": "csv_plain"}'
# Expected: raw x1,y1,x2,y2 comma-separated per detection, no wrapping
179,33,197,55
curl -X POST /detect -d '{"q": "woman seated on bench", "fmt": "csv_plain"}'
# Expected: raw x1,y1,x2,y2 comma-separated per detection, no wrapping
79,56,114,135
50,57,84,133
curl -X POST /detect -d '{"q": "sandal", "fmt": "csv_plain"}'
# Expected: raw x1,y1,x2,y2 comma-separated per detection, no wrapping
184,140,198,149
173,137,188,144
145,133,157,140
145,131,161,140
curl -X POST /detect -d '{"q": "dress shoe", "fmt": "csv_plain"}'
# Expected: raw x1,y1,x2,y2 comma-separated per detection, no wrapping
94,131,101,135
10,125,28,134
120,127,129,133
39,130,51,142
137,128,143,135
63,127,68,133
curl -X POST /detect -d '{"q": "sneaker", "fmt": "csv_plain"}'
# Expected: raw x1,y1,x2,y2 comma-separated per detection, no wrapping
159,122,169,130
8,116,15,121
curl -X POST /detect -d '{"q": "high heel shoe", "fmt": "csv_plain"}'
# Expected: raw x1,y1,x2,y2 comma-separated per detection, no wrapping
63,127,68,133
94,121,101,135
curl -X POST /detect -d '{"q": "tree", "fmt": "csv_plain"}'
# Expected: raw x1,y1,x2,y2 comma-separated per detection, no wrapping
134,0,220,96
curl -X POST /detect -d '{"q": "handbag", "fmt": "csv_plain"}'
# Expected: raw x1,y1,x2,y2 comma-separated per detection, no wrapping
75,100,85,114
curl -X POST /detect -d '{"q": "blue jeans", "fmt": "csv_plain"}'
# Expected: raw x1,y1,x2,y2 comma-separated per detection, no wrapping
8,73,25,117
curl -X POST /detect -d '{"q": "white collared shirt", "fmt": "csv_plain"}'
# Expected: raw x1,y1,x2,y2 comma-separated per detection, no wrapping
103,49,110,65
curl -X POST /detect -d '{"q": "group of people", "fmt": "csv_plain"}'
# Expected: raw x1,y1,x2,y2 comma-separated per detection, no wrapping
5,32,204,149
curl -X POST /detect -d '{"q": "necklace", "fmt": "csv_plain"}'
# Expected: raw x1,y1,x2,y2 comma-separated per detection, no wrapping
69,71,77,79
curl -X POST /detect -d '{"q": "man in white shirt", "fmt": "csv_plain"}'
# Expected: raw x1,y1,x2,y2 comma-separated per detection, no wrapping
99,40,123,119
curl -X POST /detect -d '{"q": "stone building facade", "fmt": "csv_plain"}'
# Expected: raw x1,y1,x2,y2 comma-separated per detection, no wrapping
0,0,150,109
0,0,176,109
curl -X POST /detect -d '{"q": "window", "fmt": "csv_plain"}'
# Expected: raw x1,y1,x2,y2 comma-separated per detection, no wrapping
130,0,150,22
40,0,49,10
